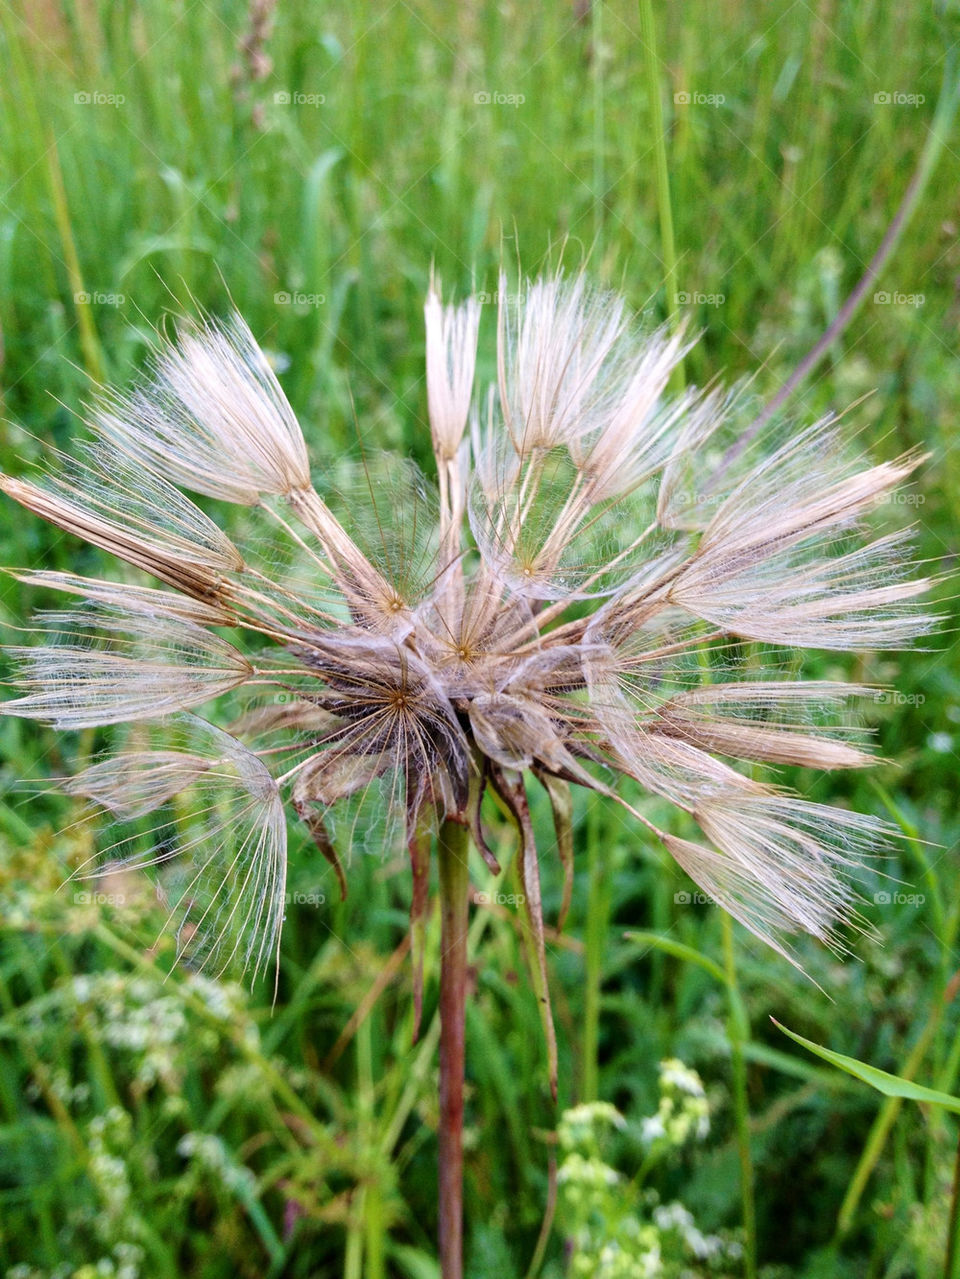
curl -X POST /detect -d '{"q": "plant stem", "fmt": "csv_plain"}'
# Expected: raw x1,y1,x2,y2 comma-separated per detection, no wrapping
359,1015,385,1279
721,912,757,1279
592,0,605,243
638,0,684,391
582,800,608,1101
438,819,471,1279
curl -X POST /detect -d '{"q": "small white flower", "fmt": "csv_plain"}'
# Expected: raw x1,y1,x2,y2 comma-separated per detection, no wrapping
641,1114,667,1144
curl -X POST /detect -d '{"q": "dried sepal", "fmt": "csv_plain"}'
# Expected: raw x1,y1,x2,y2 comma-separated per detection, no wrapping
293,799,348,903
407,810,432,1042
491,766,559,1103
534,767,575,932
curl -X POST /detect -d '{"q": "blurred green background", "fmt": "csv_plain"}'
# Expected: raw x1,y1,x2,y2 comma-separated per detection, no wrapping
0,2,959,1276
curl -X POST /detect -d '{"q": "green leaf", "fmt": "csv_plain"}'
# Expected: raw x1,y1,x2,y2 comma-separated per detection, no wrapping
623,930,726,985
388,1244,440,1279
772,1020,960,1114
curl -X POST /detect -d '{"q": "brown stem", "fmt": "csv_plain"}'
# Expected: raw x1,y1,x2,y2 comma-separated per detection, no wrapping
437,819,470,1279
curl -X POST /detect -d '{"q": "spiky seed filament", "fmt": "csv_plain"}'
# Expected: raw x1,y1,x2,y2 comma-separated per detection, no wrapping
0,271,932,988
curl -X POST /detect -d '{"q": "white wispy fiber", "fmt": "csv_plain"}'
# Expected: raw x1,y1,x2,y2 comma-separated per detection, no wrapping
66,716,287,985
5,602,251,728
425,284,481,462
94,313,311,504
0,272,933,992
11,570,237,627
0,443,243,598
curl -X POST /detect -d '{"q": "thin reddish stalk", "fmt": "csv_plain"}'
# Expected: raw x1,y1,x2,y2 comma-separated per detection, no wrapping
437,819,470,1279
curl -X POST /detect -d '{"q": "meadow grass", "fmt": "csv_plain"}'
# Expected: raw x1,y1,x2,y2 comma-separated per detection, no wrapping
0,2,959,1276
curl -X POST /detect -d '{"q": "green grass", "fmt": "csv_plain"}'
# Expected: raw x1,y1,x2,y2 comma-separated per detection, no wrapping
0,2,959,1276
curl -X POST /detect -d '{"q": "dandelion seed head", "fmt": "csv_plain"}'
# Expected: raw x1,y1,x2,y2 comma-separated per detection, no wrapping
0,272,934,987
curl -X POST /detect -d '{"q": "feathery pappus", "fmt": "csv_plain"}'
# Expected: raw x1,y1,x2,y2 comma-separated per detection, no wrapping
0,274,933,1028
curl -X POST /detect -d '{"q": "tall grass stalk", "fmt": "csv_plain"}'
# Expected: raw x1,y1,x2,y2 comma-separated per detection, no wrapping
360,1015,386,1279
638,0,683,391
45,137,104,385
582,800,608,1102
721,912,758,1279
592,0,605,244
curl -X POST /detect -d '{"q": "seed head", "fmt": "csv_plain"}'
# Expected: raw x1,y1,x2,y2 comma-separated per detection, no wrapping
1,273,933,1021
